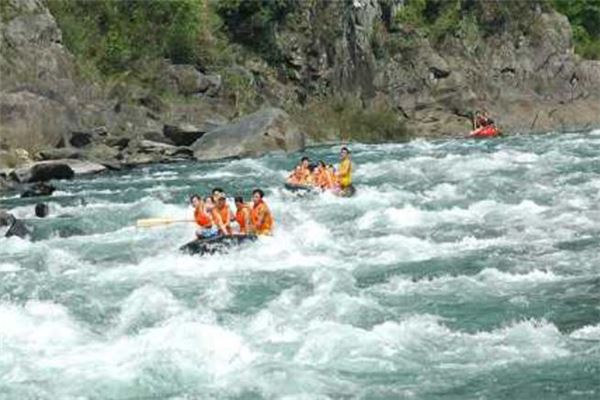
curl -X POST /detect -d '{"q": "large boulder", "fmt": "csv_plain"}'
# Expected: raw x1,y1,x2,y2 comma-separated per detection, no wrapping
10,161,74,183
163,121,225,146
191,108,305,161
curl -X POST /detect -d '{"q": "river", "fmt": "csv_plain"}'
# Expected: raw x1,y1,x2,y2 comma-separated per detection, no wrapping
1,131,599,399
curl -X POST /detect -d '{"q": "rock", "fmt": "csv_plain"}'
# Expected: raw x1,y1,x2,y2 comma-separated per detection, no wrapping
139,140,178,153
166,64,221,96
58,126,109,148
38,148,82,160
21,182,56,197
0,210,12,226
104,137,130,150
61,159,107,175
100,161,123,171
143,131,175,145
35,203,49,218
68,131,93,148
5,217,30,239
192,108,305,161
138,140,194,159
163,123,212,146
10,161,74,183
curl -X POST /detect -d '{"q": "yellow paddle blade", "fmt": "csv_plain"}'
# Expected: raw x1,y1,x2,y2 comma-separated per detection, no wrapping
136,218,193,228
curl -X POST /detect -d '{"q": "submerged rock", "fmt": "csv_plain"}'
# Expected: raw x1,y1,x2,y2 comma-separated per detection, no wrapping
5,215,30,239
35,203,49,217
192,108,305,161
21,182,56,197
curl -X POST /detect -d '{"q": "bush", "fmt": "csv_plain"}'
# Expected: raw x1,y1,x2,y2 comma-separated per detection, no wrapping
47,0,216,74
216,0,296,64
552,0,600,59
291,96,410,143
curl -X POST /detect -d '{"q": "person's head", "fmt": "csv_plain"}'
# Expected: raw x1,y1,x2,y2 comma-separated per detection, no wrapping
204,196,214,208
34,203,49,218
214,192,227,208
234,196,244,208
252,189,264,204
211,187,224,198
318,160,326,169
190,194,202,208
301,156,310,168
340,146,350,159
307,164,315,173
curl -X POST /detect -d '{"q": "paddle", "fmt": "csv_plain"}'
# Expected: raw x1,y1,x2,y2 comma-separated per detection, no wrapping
136,218,195,228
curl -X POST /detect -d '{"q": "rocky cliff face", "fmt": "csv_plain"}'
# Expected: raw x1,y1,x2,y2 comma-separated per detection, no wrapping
0,0,303,176
269,0,600,136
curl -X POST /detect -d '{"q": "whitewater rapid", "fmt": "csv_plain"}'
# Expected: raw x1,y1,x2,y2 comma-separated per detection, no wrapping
1,131,599,399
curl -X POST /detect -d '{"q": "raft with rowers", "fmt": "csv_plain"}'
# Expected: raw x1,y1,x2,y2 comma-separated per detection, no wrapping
182,146,353,255
285,146,355,197
183,187,273,255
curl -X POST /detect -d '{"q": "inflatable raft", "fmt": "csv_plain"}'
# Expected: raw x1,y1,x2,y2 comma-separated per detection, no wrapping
180,234,257,256
469,126,500,138
284,183,356,197
284,183,316,193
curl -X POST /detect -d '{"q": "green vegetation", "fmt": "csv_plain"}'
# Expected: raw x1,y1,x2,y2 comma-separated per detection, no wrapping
395,0,548,43
552,0,600,59
215,0,296,64
292,96,409,143
394,0,599,59
46,0,242,78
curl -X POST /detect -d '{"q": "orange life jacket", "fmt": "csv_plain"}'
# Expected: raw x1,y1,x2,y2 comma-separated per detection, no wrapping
235,205,250,234
212,205,232,234
251,201,273,235
194,206,212,228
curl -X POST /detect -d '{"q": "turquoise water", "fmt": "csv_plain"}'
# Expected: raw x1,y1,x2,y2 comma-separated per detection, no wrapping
1,132,599,399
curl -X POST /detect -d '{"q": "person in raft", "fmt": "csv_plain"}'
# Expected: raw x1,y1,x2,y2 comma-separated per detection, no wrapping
287,156,311,185
250,189,273,235
211,192,234,236
234,196,252,235
337,146,352,192
469,110,497,136
191,194,218,238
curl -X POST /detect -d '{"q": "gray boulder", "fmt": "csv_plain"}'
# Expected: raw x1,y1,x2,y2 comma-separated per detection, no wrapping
191,108,305,161
163,123,215,146
167,65,221,96
10,161,74,183
61,159,107,175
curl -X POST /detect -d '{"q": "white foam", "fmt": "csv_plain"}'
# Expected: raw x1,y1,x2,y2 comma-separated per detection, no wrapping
570,323,600,341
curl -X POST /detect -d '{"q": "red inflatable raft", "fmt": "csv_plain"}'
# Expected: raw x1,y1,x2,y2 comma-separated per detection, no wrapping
469,125,500,138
